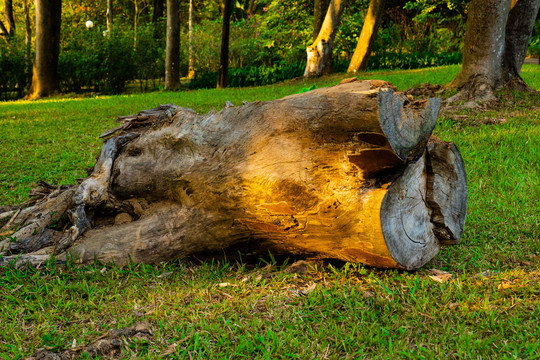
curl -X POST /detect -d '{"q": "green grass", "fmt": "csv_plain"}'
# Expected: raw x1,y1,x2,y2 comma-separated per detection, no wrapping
1,64,539,358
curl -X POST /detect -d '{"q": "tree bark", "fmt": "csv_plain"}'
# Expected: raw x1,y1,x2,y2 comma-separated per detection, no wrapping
304,0,347,78
28,0,62,99
347,0,385,73
153,0,164,22
23,0,32,74
448,0,539,106
107,0,113,33
188,0,195,79
4,0,15,36
502,0,540,91
164,0,180,90
313,0,331,41
0,80,467,270
217,0,232,88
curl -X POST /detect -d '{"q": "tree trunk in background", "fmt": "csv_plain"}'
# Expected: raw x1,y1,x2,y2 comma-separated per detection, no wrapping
0,19,8,37
313,0,331,41
4,0,15,36
107,0,113,33
304,0,347,77
188,0,195,79
153,0,164,22
28,0,62,99
217,0,232,88
347,0,385,73
247,0,257,15
0,80,467,271
165,0,180,90
23,0,31,71
502,0,540,90
448,0,539,106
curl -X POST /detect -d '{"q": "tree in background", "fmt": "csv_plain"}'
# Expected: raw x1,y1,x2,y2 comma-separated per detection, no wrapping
313,0,330,41
165,0,180,90
0,0,15,38
217,0,232,88
188,0,194,79
347,0,385,73
304,0,347,77
449,0,540,105
28,0,62,99
106,0,113,33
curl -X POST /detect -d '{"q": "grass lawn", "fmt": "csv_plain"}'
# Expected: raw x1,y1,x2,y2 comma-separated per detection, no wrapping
0,65,539,359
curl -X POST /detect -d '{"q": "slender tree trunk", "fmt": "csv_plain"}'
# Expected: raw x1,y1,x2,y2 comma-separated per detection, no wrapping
347,0,385,73
247,0,257,15
107,0,113,33
502,0,540,90
313,0,331,41
188,0,195,79
165,0,180,90
134,0,139,48
153,0,164,22
217,0,232,88
0,19,8,38
304,0,347,78
4,0,15,36
28,0,62,99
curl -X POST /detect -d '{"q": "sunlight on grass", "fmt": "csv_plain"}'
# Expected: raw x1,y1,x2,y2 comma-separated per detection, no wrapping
1,65,539,358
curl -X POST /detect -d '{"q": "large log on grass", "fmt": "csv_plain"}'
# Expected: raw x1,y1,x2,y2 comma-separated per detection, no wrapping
0,80,467,270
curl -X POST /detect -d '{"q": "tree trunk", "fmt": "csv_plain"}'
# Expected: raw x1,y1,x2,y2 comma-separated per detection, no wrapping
304,0,347,78
217,0,232,88
153,0,164,22
4,0,15,36
502,0,540,91
447,0,539,106
347,0,385,73
0,80,467,270
23,0,32,76
313,0,331,41
107,0,113,33
188,0,194,79
28,0,62,99
164,0,180,90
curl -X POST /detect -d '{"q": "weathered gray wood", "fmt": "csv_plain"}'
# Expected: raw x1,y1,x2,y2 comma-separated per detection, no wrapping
1,80,467,270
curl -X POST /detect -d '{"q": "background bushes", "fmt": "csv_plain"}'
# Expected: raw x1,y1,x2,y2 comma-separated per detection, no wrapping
0,0,475,99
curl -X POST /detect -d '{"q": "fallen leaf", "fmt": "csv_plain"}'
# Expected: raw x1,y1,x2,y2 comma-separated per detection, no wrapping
217,282,237,288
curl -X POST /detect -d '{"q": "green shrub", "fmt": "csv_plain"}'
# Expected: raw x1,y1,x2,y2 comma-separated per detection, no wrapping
0,36,31,100
187,62,305,89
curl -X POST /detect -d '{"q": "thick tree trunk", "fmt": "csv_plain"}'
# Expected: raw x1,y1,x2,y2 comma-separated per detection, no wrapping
164,0,180,90
448,0,539,106
502,0,540,91
304,0,347,77
0,80,467,270
313,0,331,41
28,0,62,99
217,0,232,88
347,0,385,73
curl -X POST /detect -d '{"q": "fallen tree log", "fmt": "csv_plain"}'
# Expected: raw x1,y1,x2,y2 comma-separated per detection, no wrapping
0,80,467,270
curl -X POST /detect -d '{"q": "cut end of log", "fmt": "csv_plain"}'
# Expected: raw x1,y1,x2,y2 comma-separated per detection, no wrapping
380,139,467,270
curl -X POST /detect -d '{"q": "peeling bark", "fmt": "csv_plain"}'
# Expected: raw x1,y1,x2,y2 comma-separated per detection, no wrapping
304,0,347,77
1,80,467,270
